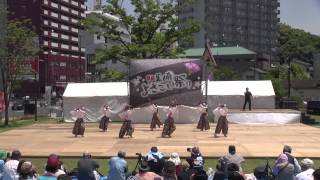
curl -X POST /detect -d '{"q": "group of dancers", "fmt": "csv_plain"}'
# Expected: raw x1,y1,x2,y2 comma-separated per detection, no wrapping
70,102,229,139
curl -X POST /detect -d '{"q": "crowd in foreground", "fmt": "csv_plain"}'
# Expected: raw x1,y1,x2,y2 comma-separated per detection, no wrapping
0,145,320,180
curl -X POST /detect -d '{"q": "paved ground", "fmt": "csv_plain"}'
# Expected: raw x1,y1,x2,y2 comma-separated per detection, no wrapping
1,123,319,158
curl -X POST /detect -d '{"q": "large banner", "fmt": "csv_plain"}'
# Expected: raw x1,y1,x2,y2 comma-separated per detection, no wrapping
129,59,203,107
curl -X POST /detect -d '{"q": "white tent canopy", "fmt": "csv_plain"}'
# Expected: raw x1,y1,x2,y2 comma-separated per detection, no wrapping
63,82,128,97
63,82,129,122
62,81,275,123
205,80,275,109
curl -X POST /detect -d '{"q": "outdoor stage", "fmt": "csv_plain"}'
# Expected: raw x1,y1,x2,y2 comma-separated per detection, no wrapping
1,122,320,158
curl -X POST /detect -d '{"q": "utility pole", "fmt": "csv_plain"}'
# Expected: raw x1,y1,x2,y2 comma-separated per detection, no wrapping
287,57,291,97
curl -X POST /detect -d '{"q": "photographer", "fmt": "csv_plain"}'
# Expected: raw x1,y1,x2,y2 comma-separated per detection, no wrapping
146,147,165,175
77,152,100,180
187,147,204,169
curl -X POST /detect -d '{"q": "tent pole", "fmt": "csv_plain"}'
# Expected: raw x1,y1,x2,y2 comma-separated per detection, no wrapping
205,60,208,104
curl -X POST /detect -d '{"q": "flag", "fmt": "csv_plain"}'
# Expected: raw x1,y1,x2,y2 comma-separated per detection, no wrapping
203,41,217,66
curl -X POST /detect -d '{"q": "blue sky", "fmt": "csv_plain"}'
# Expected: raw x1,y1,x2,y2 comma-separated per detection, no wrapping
86,0,320,35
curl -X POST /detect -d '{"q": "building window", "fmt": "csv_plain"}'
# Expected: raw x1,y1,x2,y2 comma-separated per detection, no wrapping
60,75,66,80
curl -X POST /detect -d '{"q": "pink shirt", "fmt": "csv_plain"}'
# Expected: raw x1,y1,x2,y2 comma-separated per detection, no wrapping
135,172,161,180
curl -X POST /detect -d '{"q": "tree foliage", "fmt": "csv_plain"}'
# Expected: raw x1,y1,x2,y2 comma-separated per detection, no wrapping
84,0,200,64
279,23,320,63
263,63,310,97
212,66,240,81
0,20,38,126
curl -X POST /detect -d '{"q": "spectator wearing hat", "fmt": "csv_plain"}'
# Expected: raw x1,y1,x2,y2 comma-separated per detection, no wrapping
168,153,181,175
77,152,99,180
295,158,314,180
272,153,295,180
18,161,37,180
44,154,65,177
108,150,128,180
282,145,301,175
146,146,165,175
135,160,161,180
162,161,177,180
220,145,245,172
3,150,21,180
38,155,61,180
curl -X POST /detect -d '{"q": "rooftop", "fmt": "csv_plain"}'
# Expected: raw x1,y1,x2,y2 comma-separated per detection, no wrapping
179,46,256,57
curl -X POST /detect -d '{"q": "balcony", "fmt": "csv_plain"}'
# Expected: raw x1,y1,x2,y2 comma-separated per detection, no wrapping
51,12,59,18
51,22,59,28
51,42,59,48
61,34,69,40
71,27,78,33
51,2,59,8
51,32,59,38
71,36,78,42
61,44,69,49
71,46,79,51
71,0,78,7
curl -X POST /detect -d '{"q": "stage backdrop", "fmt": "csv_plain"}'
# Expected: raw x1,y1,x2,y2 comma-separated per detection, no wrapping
129,59,203,107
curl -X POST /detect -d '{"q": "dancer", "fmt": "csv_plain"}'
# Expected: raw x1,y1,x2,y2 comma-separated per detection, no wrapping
99,105,112,132
213,104,228,138
162,103,177,138
196,103,210,131
118,105,135,138
71,107,86,137
150,103,163,131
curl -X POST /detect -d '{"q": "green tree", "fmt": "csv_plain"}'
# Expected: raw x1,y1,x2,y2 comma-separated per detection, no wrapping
212,66,240,80
263,63,310,97
84,0,200,80
0,20,39,126
279,23,320,62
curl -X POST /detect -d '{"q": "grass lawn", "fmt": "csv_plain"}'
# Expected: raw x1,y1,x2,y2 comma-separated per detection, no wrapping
0,116,61,133
22,157,320,175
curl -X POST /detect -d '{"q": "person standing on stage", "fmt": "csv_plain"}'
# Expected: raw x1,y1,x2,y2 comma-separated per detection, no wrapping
150,103,163,131
213,104,228,138
196,103,210,131
243,87,253,111
99,105,112,132
118,105,135,138
71,107,86,137
162,103,177,138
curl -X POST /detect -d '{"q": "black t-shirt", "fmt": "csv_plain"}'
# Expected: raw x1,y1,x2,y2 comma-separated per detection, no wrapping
244,91,252,100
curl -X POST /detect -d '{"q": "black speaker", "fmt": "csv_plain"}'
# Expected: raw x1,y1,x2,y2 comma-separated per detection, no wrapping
24,103,36,114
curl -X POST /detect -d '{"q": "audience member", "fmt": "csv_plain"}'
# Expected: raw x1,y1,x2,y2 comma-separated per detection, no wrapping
282,145,301,175
220,145,245,172
2,150,21,180
188,147,204,168
146,146,165,175
190,168,208,180
177,161,192,180
212,160,226,180
57,174,71,180
272,153,294,180
228,171,245,180
135,160,161,180
252,166,267,180
0,159,5,180
108,150,128,180
168,153,181,175
295,158,314,180
17,160,26,177
18,161,37,180
313,169,320,180
38,155,60,180
162,161,177,180
77,152,99,180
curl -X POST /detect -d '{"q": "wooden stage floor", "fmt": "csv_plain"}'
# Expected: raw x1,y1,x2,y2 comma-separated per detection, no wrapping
1,123,320,158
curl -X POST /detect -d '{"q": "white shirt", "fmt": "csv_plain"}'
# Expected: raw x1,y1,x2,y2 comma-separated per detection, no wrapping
295,168,314,180
2,160,19,180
